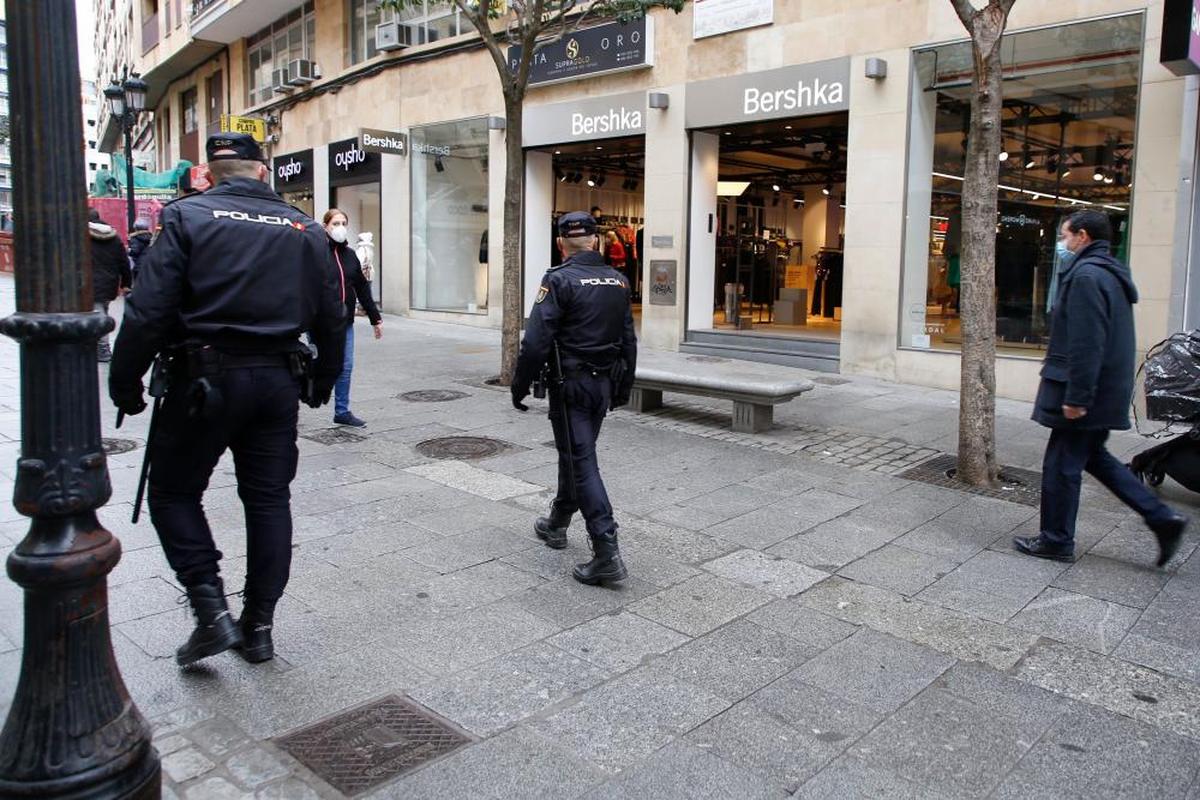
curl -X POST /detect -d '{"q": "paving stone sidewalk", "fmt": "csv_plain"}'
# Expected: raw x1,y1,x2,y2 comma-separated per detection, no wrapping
1,280,1199,798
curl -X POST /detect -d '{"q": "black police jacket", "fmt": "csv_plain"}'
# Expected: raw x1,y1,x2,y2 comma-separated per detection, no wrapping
110,177,347,393
514,249,637,395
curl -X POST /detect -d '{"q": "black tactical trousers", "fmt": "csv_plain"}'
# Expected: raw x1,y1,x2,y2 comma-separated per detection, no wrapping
549,373,616,536
148,364,300,601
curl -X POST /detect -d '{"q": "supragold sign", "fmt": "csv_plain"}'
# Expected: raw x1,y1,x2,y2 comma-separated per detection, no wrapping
685,58,851,128
523,91,647,147
507,18,654,86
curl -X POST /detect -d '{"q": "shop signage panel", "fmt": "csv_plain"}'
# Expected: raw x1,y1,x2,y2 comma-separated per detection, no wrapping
1161,0,1200,76
523,91,647,147
272,149,314,192
220,114,267,142
508,18,654,87
648,260,677,305
328,137,382,187
694,0,773,40
651,234,674,249
685,58,851,128
360,128,408,156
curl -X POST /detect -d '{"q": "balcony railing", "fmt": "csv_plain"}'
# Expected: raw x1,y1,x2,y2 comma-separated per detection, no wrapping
192,0,223,19
141,13,159,53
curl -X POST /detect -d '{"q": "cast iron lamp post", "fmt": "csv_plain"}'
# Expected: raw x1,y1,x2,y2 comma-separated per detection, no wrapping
0,1,160,797
103,70,149,234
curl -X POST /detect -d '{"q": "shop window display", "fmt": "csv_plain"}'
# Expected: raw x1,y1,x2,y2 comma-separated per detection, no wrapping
411,118,490,313
901,14,1142,355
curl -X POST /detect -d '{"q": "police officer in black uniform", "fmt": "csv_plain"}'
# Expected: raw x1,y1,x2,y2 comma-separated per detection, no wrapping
109,133,346,667
512,211,637,585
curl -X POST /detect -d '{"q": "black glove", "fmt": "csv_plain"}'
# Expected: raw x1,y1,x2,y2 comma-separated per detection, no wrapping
307,375,335,409
110,382,147,416
511,385,529,412
611,388,632,410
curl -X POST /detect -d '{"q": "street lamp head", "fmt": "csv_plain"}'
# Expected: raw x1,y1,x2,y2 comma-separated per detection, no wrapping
123,74,149,113
103,81,125,116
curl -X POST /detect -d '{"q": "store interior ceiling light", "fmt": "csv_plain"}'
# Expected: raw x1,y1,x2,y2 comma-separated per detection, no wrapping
772,183,781,192
1093,171,1105,181
1025,158,1037,169
822,184,832,196
998,150,1009,161
792,197,804,208
717,180,751,196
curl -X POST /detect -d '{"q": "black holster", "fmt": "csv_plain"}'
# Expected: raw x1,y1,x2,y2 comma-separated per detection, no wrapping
176,344,225,422
290,345,317,406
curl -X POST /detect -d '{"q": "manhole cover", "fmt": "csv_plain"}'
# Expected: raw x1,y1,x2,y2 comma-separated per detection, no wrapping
813,376,850,386
415,436,514,460
399,389,470,403
102,438,139,455
898,454,1041,507
275,695,471,796
301,428,367,445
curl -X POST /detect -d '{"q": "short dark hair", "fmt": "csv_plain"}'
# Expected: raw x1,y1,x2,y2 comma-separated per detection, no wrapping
1065,210,1112,243
590,206,602,214
88,208,101,223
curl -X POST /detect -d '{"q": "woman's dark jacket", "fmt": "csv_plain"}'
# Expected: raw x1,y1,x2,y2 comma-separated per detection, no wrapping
1032,240,1138,431
128,230,153,276
329,239,382,325
89,221,132,303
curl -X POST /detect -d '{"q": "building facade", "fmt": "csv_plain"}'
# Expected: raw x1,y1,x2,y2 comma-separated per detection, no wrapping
95,0,155,170
82,79,112,192
121,0,1200,402
0,15,11,226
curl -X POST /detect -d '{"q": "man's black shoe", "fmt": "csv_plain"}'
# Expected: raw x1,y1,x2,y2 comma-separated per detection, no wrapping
333,412,366,427
573,530,628,585
534,500,572,549
234,595,277,663
1151,513,1188,568
177,580,243,667
1012,535,1075,563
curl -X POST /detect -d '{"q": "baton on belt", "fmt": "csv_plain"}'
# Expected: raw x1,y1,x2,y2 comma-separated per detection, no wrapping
131,355,171,524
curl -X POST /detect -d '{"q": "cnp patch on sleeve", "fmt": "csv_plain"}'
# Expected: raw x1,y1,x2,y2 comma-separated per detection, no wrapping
536,285,549,304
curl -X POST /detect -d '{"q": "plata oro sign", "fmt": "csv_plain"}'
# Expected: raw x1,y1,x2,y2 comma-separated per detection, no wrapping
507,18,654,86
686,58,851,128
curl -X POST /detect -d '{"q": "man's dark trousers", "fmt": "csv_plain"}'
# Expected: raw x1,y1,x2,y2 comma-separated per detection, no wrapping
148,363,300,600
548,373,616,536
1041,427,1175,548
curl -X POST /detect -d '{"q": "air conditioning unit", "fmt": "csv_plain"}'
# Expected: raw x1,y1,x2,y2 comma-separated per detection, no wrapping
271,68,293,94
376,20,420,51
286,59,317,86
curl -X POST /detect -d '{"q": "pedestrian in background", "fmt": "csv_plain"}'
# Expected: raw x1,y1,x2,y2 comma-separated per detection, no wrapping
109,133,346,667
1015,209,1188,565
324,208,383,428
127,217,153,284
512,211,637,586
88,207,130,362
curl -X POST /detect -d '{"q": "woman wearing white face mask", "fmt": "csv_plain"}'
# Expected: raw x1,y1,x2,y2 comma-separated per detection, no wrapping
323,208,383,427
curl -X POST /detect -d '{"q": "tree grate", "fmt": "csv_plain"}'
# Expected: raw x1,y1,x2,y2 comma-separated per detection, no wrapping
101,438,139,455
898,454,1042,507
398,389,470,403
415,435,521,460
275,695,471,796
301,428,367,445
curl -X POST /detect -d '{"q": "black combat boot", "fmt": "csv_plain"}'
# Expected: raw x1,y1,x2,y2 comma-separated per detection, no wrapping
235,595,277,664
534,500,573,549
176,580,242,667
572,529,628,585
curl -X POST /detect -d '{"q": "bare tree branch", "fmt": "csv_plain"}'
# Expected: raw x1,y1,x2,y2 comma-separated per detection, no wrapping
949,0,977,28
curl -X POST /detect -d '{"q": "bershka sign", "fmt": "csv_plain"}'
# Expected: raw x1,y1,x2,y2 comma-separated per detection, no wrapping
360,128,407,156
328,137,381,187
507,18,654,87
1161,0,1200,76
685,58,851,128
272,149,313,192
523,90,647,147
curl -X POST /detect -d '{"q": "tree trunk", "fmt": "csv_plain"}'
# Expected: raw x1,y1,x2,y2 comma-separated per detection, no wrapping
955,5,1010,487
499,94,525,385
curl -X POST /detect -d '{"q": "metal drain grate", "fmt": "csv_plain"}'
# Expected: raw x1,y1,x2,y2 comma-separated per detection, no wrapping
101,438,139,455
399,389,470,403
301,428,367,445
275,695,471,796
898,454,1041,507
415,435,517,460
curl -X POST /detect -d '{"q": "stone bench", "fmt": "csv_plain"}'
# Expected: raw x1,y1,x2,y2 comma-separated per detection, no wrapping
630,351,816,433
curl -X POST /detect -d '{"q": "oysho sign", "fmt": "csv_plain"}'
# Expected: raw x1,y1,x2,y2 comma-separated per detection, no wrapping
685,58,851,128
328,137,381,186
523,90,647,147
271,149,313,192
507,18,654,86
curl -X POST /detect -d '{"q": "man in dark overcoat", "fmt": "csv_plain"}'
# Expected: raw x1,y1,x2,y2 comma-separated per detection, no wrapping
1015,210,1187,565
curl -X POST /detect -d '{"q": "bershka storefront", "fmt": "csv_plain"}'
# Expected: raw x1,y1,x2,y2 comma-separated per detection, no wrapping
272,148,314,217
328,137,384,303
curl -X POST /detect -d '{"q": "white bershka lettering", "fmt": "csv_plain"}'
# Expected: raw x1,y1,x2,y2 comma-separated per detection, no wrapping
579,277,625,287
212,209,295,227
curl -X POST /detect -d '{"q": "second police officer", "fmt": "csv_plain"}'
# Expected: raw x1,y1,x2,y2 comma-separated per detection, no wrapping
109,133,347,667
512,211,638,585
